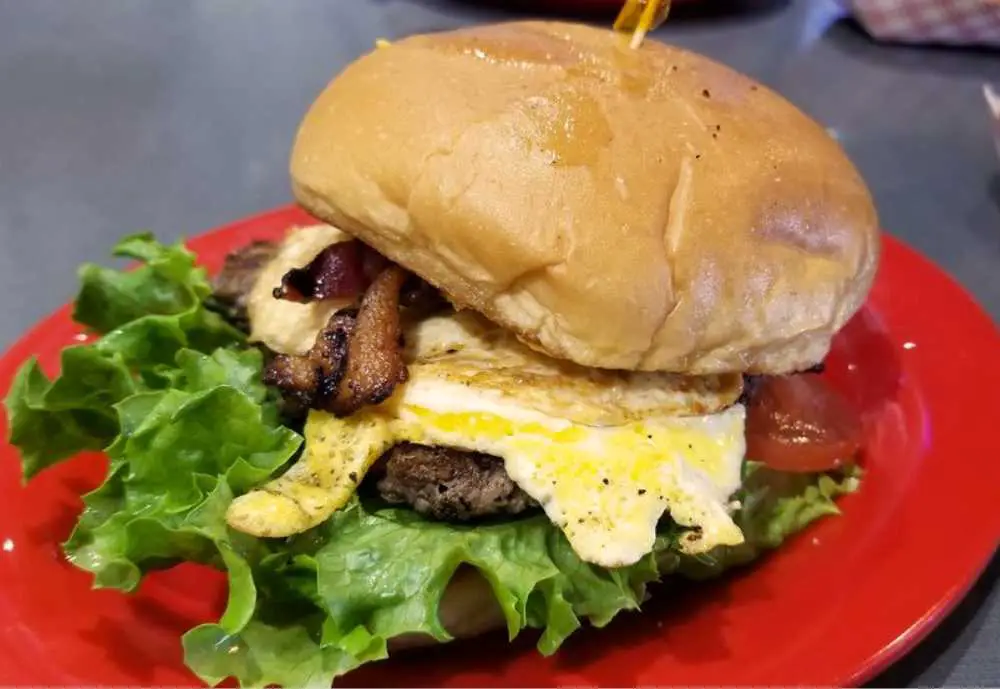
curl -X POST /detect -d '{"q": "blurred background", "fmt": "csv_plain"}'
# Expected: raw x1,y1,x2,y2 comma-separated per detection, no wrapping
0,1,997,683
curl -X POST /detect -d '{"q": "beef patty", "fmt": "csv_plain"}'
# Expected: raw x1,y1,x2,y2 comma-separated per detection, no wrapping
209,240,278,331
371,443,538,521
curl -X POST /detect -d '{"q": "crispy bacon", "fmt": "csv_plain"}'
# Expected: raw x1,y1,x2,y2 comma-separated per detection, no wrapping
273,239,389,303
271,238,449,318
264,266,410,417
262,236,451,416
329,266,409,414
262,309,357,411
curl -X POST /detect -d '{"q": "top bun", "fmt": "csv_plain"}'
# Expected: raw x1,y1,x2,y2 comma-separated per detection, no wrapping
289,21,879,374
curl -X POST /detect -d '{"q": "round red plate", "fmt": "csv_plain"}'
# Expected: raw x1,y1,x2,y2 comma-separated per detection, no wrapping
0,206,998,686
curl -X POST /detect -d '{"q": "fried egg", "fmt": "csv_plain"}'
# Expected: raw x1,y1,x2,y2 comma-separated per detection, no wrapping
228,298,748,568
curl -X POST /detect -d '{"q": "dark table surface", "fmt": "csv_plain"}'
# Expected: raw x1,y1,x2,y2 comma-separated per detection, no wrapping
1,0,997,685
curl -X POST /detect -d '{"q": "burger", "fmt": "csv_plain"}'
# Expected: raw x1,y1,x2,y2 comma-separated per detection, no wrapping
6,20,879,687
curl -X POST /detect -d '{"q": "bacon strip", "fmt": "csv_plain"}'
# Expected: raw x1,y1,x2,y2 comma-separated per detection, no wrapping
263,266,410,417
272,240,389,303
262,309,356,412
329,266,409,414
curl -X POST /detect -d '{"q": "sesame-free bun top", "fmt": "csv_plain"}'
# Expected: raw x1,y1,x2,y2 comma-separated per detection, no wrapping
289,21,880,374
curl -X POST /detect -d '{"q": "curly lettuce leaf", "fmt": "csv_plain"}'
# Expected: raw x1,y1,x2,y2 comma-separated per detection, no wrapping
183,461,857,688
6,353,127,479
678,462,862,579
183,502,669,687
74,232,233,341
5,234,245,480
741,462,861,548
64,349,302,591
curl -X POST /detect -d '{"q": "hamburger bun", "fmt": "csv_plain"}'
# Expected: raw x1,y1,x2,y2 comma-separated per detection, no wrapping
388,566,506,650
289,21,879,374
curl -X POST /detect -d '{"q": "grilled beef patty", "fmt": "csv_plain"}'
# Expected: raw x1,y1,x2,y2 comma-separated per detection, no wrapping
209,240,279,330
371,442,538,520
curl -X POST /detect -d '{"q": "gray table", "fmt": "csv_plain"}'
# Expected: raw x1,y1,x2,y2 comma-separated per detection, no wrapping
0,0,997,685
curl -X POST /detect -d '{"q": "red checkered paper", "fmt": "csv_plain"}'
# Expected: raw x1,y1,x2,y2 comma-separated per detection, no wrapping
845,0,1000,47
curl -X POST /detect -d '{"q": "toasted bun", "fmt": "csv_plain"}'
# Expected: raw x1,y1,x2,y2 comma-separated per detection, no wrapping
290,21,879,374
387,566,506,650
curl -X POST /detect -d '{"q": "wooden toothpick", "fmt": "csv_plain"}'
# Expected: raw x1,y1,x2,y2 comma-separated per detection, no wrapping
613,0,672,49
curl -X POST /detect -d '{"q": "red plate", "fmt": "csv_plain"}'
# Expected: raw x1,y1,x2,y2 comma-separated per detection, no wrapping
0,206,998,686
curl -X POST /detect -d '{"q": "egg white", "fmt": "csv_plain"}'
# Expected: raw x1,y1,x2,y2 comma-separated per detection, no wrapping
391,379,748,566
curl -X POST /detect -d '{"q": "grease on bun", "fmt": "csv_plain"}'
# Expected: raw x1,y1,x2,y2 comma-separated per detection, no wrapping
289,21,879,374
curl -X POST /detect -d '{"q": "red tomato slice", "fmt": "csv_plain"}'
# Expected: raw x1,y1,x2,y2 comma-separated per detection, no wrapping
744,374,863,473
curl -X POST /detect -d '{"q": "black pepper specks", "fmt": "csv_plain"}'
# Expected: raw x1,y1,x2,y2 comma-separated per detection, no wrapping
348,472,358,483
638,489,647,496
602,478,610,486
702,88,711,98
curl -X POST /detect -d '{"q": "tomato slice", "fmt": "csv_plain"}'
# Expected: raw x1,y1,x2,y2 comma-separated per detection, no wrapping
744,374,863,473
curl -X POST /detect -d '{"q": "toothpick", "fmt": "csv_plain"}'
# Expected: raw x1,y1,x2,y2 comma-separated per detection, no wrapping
614,0,671,50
